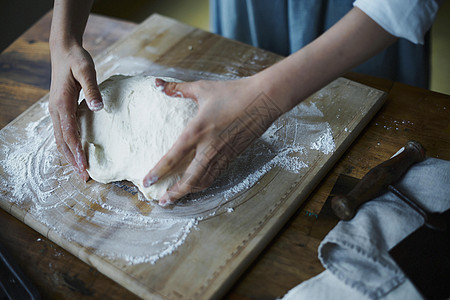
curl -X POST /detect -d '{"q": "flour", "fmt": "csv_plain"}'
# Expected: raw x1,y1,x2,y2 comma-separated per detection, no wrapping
310,124,336,155
0,61,337,266
79,75,198,200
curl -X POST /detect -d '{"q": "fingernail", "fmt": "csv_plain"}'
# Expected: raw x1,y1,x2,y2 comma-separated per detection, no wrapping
174,91,184,98
155,79,165,92
155,78,165,87
88,100,103,111
143,176,158,188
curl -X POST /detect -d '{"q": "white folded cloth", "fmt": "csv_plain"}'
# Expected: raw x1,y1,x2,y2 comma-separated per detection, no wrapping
282,157,450,299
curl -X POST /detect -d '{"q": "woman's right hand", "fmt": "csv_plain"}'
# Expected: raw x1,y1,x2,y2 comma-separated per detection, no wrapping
48,43,103,181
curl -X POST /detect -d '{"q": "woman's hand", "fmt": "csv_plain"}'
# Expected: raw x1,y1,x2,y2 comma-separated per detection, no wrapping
143,77,284,206
141,7,397,207
49,0,98,180
48,43,102,181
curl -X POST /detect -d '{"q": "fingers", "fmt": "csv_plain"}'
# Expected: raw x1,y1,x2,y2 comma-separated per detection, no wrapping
158,161,207,207
158,144,229,207
50,108,89,181
74,58,103,111
51,111,76,167
48,72,90,181
49,46,97,182
59,108,89,181
143,129,197,188
156,78,198,102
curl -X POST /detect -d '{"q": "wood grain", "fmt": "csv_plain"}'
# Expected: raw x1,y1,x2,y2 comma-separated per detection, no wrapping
1,10,449,300
0,11,139,300
0,11,135,128
1,13,386,299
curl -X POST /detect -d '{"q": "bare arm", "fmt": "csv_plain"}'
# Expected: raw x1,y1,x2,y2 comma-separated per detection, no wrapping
50,0,92,47
144,7,398,206
49,0,103,180
254,7,397,112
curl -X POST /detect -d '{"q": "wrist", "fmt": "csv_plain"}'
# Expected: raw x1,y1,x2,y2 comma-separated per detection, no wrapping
249,61,303,114
49,33,82,52
50,0,92,51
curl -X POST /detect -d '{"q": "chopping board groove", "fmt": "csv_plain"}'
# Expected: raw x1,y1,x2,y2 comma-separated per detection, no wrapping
0,14,386,299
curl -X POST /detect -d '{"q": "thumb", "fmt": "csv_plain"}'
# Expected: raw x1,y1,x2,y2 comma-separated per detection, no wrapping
76,65,103,112
156,78,198,102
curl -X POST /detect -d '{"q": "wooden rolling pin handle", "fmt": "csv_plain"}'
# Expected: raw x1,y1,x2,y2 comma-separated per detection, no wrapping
331,141,425,221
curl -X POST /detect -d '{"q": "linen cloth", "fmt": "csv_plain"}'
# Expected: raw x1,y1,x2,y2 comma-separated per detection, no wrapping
282,157,450,299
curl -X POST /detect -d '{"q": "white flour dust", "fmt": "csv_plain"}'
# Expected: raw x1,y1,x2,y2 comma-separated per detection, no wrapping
310,124,335,154
0,109,200,265
0,60,336,265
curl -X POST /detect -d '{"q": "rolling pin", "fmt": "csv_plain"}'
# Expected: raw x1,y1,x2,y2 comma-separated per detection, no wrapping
331,141,425,220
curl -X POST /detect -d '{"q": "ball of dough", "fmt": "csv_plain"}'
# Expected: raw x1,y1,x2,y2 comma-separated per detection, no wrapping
78,75,198,200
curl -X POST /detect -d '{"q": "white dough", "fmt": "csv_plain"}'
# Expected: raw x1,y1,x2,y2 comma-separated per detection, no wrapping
79,75,198,200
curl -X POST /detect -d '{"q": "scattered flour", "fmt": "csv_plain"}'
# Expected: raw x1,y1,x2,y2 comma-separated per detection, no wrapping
0,62,337,265
310,124,336,155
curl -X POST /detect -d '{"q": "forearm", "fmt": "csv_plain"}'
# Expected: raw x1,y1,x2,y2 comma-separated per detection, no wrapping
50,0,93,49
253,7,397,113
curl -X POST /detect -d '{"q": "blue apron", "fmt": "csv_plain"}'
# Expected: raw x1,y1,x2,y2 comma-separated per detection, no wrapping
210,0,429,88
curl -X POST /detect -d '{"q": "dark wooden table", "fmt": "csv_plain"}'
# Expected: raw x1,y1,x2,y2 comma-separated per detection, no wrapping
1,11,449,300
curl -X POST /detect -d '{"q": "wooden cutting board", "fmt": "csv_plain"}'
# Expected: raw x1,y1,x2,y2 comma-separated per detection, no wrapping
0,14,386,299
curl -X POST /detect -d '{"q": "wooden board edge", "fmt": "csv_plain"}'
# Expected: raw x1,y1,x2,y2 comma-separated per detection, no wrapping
91,13,196,64
0,11,390,298
202,88,387,299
